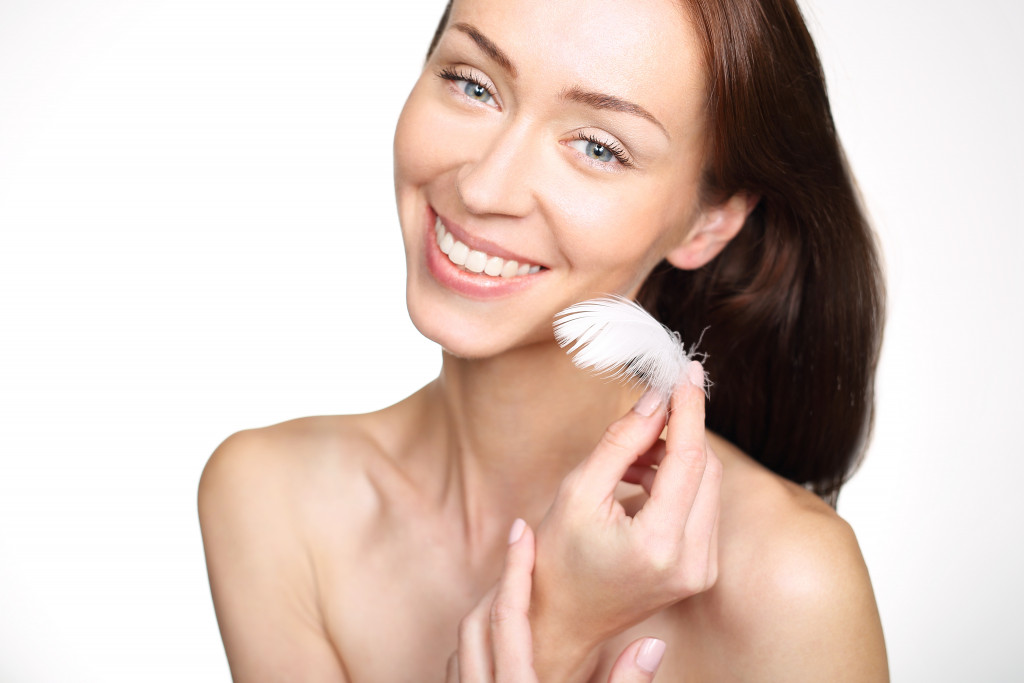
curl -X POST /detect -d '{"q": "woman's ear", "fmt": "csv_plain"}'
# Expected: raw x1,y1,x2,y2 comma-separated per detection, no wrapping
665,192,759,270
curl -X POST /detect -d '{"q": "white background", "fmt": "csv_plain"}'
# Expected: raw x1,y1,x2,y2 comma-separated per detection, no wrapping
1,0,1021,680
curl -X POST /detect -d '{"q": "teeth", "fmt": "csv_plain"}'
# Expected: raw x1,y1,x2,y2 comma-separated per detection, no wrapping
465,250,487,273
484,256,504,276
434,216,542,278
439,232,454,254
449,241,469,266
500,260,519,278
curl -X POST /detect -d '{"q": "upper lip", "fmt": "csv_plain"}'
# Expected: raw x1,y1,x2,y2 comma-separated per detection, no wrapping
434,210,545,268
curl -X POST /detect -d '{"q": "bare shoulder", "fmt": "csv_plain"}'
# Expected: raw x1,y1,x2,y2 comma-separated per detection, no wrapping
199,413,388,523
704,435,889,681
197,409,409,682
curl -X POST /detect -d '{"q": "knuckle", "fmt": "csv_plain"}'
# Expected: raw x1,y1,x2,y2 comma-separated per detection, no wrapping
669,444,707,473
639,536,681,575
489,597,516,624
705,562,720,589
458,611,481,640
670,561,714,597
601,417,638,453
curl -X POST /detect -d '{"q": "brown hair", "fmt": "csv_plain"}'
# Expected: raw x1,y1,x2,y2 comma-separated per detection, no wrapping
427,0,885,505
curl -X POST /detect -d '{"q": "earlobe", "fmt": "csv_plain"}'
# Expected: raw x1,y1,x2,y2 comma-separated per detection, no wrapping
665,192,759,270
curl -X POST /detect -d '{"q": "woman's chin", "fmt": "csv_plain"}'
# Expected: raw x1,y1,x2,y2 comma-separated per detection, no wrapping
405,298,550,361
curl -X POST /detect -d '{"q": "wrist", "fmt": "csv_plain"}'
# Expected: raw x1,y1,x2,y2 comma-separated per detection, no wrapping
532,639,600,683
530,607,603,683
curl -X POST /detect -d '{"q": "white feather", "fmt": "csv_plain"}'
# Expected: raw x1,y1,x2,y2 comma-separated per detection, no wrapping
553,295,693,398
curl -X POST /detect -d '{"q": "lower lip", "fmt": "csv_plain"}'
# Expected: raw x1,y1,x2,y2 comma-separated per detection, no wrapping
422,210,545,300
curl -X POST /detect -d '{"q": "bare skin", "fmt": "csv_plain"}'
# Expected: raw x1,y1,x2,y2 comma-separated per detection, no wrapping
199,348,888,682
200,0,888,678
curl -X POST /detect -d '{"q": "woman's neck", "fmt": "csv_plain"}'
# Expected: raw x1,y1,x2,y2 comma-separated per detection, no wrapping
425,341,640,546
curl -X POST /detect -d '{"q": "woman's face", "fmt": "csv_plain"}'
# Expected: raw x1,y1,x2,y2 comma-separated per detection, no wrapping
394,0,707,358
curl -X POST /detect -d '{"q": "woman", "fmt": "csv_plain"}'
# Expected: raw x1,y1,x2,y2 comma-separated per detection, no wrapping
199,0,888,680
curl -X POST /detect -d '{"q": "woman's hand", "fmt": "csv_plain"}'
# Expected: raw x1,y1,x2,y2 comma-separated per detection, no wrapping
530,361,722,680
446,519,667,683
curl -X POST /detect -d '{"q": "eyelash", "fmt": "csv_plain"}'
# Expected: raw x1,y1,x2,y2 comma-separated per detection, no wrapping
570,132,634,168
436,67,498,103
435,67,634,170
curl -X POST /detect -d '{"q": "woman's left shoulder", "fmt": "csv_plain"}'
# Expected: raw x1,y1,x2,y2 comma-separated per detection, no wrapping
705,434,889,679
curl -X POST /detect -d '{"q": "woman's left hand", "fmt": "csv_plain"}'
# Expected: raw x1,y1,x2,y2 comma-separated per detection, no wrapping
446,519,667,683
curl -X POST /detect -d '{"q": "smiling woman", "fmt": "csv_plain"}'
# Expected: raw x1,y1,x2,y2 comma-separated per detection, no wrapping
199,0,887,680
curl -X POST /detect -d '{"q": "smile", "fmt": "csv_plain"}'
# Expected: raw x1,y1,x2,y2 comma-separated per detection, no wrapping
434,216,542,278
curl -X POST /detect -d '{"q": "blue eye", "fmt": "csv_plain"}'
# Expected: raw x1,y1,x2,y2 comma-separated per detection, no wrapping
568,135,630,166
437,67,497,107
462,81,492,103
583,141,613,163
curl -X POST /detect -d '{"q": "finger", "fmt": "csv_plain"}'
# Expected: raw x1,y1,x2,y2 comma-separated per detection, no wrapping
631,440,666,469
446,651,460,683
606,637,666,683
574,390,668,502
679,441,722,590
621,440,668,495
638,361,708,532
707,505,721,587
621,465,656,495
459,584,497,681
491,520,538,682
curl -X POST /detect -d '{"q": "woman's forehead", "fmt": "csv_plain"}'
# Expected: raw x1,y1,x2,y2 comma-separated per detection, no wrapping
444,0,705,132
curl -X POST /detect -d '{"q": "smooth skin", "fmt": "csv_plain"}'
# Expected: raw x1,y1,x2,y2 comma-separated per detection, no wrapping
199,0,888,680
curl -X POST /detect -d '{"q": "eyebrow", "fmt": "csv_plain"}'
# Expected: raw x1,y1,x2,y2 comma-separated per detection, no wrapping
450,22,667,137
560,87,668,137
452,22,518,79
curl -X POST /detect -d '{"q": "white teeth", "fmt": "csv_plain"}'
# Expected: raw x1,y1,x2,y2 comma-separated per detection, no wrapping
440,232,454,255
449,241,469,266
500,260,519,278
484,256,504,276
434,216,542,278
465,250,487,273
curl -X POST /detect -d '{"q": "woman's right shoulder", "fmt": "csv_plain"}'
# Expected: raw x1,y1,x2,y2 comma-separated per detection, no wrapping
197,409,425,540
201,413,385,493
197,412,407,682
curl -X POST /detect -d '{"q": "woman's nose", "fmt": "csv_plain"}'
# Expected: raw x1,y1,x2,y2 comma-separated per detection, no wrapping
455,123,537,218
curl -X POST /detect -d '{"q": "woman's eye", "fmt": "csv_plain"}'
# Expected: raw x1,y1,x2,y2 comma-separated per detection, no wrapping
437,67,498,107
568,138,617,164
458,79,494,104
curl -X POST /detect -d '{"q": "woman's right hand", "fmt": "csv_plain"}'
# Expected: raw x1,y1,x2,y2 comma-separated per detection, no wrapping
530,360,722,680
446,519,667,683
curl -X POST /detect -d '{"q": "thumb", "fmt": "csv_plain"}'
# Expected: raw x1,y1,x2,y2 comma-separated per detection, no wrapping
606,637,666,683
574,389,667,501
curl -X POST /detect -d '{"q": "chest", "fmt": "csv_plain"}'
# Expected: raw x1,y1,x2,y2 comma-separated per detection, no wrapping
318,520,503,682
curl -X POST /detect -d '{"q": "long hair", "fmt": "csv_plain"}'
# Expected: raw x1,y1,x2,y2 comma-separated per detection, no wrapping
426,0,885,506
638,0,885,505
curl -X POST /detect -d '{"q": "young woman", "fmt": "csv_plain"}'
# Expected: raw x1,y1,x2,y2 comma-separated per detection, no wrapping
199,0,888,680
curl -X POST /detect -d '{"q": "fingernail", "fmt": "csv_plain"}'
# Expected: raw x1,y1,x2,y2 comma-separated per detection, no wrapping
633,388,663,417
686,360,704,390
636,638,666,673
508,518,526,544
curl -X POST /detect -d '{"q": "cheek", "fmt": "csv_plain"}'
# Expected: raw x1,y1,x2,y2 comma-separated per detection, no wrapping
394,77,484,193
551,186,674,276
394,81,441,191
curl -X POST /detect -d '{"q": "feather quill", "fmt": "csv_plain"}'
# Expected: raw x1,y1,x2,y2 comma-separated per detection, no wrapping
553,295,696,399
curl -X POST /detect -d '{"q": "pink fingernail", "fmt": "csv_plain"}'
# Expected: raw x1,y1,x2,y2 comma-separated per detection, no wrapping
508,518,526,544
633,388,663,417
636,638,666,673
687,360,704,390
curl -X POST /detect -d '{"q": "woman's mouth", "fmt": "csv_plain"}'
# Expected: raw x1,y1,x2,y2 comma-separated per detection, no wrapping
434,216,542,278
